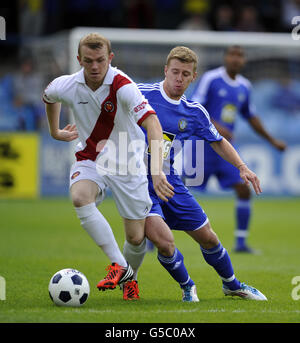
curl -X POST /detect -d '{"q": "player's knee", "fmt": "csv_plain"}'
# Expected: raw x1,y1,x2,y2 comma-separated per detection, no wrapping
235,183,251,199
202,234,219,250
157,240,175,257
126,233,145,246
71,190,93,207
195,225,219,249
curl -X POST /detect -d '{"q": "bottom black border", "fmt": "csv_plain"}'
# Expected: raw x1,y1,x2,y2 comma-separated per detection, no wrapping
0,323,298,341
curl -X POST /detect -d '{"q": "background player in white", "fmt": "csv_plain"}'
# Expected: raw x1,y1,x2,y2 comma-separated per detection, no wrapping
190,45,286,253
43,33,174,297
123,46,267,301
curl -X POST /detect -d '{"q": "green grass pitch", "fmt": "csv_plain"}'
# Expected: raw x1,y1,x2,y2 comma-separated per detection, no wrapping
0,196,299,323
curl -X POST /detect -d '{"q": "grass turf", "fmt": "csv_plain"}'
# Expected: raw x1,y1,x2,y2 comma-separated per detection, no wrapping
0,196,299,323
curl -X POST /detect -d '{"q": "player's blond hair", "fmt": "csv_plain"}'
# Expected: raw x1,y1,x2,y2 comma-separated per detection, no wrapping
78,33,112,57
166,46,198,72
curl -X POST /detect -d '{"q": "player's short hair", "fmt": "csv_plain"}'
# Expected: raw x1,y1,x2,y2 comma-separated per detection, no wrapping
166,46,198,72
224,45,244,55
78,33,112,57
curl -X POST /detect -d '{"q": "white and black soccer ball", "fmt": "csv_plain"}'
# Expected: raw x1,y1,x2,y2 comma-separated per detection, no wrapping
48,268,90,307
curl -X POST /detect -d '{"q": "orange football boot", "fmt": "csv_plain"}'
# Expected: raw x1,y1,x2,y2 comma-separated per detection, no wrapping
123,280,140,300
97,262,133,291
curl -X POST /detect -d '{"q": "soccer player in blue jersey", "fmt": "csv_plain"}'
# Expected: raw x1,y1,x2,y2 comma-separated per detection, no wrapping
190,45,286,253
122,46,267,302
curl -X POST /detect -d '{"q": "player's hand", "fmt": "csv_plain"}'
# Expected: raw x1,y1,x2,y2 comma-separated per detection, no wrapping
152,172,175,202
239,164,262,195
271,138,287,152
52,124,78,142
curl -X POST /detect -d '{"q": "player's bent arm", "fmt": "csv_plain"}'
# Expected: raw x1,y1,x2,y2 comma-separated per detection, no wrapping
141,115,174,201
141,115,163,175
248,116,286,151
211,119,233,141
45,102,61,138
45,102,78,142
210,138,244,169
210,138,262,195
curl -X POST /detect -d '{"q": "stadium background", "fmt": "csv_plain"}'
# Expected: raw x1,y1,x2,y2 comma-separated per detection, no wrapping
1,0,300,199
0,0,300,326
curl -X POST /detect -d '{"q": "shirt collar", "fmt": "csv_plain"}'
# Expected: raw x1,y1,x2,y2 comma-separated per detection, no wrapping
160,81,181,105
75,68,85,83
220,66,240,87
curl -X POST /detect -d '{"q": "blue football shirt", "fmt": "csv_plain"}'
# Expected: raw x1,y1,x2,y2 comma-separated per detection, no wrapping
138,81,222,230
138,81,222,176
191,66,255,134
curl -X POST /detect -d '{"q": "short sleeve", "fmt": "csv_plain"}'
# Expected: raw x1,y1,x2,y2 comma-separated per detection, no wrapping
194,105,223,143
42,77,62,104
118,82,156,125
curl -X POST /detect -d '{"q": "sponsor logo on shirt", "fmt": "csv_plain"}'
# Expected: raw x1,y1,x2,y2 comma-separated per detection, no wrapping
221,103,237,123
147,131,176,160
134,101,148,113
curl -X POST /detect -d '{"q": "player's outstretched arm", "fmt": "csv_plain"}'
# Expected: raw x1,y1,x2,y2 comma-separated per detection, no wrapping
141,115,174,202
210,138,262,195
248,116,286,151
45,102,78,142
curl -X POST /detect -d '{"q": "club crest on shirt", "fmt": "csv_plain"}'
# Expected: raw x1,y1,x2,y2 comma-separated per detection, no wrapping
178,118,187,132
103,101,115,112
71,171,80,180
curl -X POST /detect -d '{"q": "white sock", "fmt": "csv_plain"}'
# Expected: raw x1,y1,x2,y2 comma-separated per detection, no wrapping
123,238,147,280
75,203,127,267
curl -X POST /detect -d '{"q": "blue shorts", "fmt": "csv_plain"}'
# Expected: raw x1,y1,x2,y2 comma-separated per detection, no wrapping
196,142,242,190
148,174,208,231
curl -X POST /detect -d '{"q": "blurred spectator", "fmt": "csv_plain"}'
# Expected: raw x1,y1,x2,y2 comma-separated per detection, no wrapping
178,0,210,30
123,0,155,29
12,54,44,130
272,76,300,115
281,0,300,32
236,5,265,32
213,4,235,31
62,0,93,29
18,0,45,38
93,0,124,28
43,0,64,35
154,0,183,29
178,13,210,31
257,0,282,32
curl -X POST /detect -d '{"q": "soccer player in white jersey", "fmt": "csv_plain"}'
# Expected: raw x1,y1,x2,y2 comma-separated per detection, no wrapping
123,46,267,301
43,33,174,298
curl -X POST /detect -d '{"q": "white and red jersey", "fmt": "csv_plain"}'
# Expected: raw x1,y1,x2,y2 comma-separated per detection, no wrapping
43,65,156,175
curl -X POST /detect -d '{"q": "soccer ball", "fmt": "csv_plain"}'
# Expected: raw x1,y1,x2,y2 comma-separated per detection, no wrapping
48,268,90,307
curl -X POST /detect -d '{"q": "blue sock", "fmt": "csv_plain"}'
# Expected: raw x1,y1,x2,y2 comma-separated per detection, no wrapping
235,199,251,248
201,242,241,290
157,248,194,289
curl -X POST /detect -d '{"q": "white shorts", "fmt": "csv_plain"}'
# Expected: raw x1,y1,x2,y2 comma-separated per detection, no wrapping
69,160,152,220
